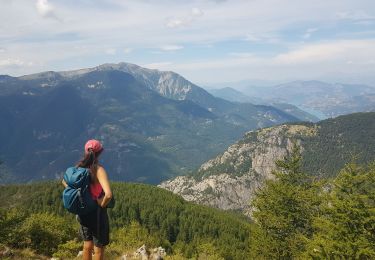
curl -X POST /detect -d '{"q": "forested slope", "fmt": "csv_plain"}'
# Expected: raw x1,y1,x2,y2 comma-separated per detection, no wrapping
0,182,252,259
1,151,374,259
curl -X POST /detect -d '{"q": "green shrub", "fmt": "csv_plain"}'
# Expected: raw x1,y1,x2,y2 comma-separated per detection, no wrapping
108,221,165,254
0,208,27,247
21,213,77,256
53,239,82,259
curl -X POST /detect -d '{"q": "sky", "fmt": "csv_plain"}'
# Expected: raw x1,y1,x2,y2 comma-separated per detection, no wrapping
1,0,375,86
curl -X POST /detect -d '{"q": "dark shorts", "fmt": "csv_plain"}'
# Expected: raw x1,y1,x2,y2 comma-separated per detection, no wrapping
77,207,109,247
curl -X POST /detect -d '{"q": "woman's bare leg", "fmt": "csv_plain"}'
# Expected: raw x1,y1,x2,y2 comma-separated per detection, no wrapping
83,241,94,260
94,245,105,260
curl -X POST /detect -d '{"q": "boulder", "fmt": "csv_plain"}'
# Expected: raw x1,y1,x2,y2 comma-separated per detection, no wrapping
150,246,166,259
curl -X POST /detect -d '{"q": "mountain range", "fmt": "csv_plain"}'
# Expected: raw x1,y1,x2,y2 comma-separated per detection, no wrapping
0,63,298,184
209,80,375,119
207,87,320,122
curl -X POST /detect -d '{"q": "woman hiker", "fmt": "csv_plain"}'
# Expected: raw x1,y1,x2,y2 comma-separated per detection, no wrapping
63,139,113,260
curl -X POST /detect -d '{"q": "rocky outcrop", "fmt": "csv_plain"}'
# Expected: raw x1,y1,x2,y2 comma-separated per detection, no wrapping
94,63,212,104
121,245,166,260
0,246,12,258
159,124,317,216
159,173,261,216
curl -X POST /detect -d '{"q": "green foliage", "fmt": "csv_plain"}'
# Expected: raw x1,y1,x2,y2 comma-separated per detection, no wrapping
174,204,251,259
302,112,375,177
109,183,251,259
108,220,166,255
53,239,82,259
196,242,225,260
0,206,78,257
2,152,373,259
195,154,252,180
164,252,186,260
250,145,321,258
250,144,375,259
305,163,375,259
0,208,27,247
0,181,251,259
239,130,259,144
20,213,77,256
0,244,48,260
195,161,236,180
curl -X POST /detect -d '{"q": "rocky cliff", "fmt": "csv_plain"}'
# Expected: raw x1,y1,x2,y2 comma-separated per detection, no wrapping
160,113,375,215
160,124,318,216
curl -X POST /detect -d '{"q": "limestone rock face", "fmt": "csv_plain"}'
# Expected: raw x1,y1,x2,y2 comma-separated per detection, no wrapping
160,173,261,216
159,124,317,216
95,63,210,103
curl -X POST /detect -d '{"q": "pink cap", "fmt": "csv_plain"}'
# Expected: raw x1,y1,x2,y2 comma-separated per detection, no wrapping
85,139,103,154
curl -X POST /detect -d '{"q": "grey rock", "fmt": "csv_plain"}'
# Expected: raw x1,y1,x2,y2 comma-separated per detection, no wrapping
160,124,316,216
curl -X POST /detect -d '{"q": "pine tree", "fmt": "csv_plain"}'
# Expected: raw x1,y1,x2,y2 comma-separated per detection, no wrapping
250,145,320,258
305,162,375,259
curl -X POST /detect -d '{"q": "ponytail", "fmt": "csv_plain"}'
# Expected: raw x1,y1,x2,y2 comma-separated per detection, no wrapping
77,149,99,172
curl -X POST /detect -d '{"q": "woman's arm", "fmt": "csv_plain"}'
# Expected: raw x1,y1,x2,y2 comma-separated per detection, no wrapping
62,179,67,188
96,166,112,208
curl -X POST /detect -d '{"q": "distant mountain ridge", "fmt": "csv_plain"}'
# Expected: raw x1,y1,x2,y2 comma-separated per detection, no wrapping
234,80,375,118
0,62,298,184
208,87,320,122
207,87,260,104
9,63,301,122
16,63,223,111
160,112,375,215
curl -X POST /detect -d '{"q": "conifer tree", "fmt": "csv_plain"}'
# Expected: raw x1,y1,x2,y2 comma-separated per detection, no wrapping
305,162,375,259
250,144,320,258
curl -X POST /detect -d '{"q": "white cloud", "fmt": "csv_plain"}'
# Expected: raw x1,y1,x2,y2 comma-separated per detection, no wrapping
335,10,375,26
160,45,184,51
166,18,187,28
191,7,204,17
245,34,261,42
244,33,280,44
165,6,204,28
0,58,33,67
35,0,57,19
274,40,375,65
336,10,375,21
123,48,133,54
229,52,255,58
143,62,173,70
105,48,117,55
150,39,375,84
0,0,375,84
303,28,318,39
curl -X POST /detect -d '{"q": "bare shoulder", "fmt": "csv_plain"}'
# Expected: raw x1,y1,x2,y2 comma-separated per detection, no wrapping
97,165,107,173
96,165,111,195
96,165,108,177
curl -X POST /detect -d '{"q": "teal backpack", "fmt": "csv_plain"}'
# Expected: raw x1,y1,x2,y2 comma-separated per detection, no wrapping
62,167,98,215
